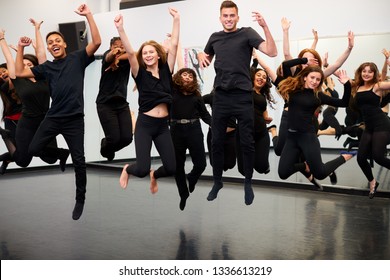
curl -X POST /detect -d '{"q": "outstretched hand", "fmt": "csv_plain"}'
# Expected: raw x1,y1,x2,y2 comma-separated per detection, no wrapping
18,36,33,48
252,12,268,28
168,7,179,19
29,18,43,29
74,4,91,16
197,52,211,69
114,14,124,30
335,69,349,84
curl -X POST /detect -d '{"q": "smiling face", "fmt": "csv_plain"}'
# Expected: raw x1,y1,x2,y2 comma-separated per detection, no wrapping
253,69,268,91
0,67,9,82
304,71,323,90
360,65,375,83
46,33,67,59
141,45,159,68
220,7,239,32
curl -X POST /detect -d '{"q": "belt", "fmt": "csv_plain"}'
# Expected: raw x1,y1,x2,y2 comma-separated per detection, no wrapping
170,118,199,124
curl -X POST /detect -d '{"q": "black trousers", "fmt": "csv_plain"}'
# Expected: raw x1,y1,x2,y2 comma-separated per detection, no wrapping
171,120,207,198
237,129,270,176
278,131,345,180
13,115,62,167
29,115,86,202
97,101,133,157
212,88,254,183
126,113,176,179
207,128,236,171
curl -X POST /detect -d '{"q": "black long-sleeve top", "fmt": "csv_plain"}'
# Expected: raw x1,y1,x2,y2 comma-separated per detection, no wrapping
171,88,212,126
288,81,351,133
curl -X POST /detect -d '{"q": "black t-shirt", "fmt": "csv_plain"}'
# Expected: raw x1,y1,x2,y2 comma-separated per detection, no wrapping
171,88,212,126
96,49,130,104
11,77,50,118
31,49,95,117
204,27,264,92
133,62,172,113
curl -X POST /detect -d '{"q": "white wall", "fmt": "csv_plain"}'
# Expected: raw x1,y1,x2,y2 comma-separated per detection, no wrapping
1,0,389,168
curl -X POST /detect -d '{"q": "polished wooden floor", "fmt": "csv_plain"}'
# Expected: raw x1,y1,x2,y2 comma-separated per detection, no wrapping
0,160,389,260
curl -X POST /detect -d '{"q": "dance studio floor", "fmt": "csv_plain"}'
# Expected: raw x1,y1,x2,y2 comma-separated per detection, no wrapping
1,153,389,260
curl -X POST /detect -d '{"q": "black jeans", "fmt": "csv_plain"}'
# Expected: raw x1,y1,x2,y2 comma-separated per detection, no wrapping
171,120,206,198
97,101,133,157
29,115,86,202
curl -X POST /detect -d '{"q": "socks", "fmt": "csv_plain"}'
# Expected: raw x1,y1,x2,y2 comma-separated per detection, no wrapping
244,180,254,205
207,182,223,201
72,201,85,220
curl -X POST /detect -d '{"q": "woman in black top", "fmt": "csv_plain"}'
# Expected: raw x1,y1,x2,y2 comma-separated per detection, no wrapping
170,68,211,210
277,66,355,182
352,62,390,198
116,8,179,194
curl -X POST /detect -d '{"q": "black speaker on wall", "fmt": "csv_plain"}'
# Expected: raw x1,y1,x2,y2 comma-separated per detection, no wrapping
58,21,88,53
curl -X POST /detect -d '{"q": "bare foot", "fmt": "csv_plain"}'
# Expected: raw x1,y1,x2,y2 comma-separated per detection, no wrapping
150,169,158,194
119,164,129,189
341,154,353,161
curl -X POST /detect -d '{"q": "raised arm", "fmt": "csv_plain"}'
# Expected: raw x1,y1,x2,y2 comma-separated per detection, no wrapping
114,14,139,77
323,31,354,78
29,19,46,64
381,48,389,81
0,29,16,79
310,29,318,50
253,49,277,82
74,4,101,56
166,7,180,73
252,11,277,57
281,17,292,60
15,36,35,78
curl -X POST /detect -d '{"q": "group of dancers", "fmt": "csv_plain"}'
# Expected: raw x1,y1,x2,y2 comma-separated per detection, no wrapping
1,1,389,220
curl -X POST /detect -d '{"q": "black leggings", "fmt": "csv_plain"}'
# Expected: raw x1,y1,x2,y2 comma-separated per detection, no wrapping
126,113,176,179
319,107,342,135
278,131,346,180
357,130,390,182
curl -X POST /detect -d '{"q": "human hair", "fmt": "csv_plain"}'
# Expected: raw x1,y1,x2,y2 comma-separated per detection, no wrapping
251,68,275,107
220,0,238,13
295,48,323,75
172,68,201,96
0,63,7,70
352,62,380,96
23,54,39,66
278,65,324,101
110,36,121,46
136,40,167,69
45,31,66,42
